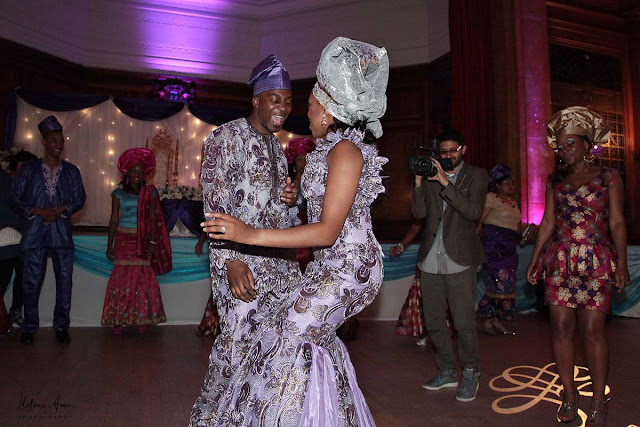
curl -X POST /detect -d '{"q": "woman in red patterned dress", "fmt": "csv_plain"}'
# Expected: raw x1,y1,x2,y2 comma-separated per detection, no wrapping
525,107,630,426
195,233,220,338
391,218,427,344
102,148,172,334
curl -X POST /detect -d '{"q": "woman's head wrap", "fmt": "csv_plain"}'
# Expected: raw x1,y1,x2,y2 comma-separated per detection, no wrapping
247,55,291,96
285,137,316,165
312,37,389,138
117,148,156,177
546,106,610,149
488,163,512,193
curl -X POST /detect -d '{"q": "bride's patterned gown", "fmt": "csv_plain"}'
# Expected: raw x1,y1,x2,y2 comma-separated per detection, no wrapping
190,128,387,426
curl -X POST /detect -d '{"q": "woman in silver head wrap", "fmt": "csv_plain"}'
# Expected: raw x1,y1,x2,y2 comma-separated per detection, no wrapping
525,106,629,426
310,37,388,143
193,38,388,426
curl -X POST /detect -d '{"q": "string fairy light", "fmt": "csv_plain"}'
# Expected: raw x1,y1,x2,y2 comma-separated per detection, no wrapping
16,102,214,224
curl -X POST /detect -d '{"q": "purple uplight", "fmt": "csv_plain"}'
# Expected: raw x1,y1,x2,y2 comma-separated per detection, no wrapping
137,1,236,77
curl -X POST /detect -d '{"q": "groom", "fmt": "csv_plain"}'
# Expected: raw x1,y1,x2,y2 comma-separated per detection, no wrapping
200,55,301,368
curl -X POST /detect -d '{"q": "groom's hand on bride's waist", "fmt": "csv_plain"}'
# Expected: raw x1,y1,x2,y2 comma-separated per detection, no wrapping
226,259,256,302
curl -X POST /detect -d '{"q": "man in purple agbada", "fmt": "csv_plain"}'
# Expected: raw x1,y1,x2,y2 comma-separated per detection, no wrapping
10,115,86,345
192,55,301,385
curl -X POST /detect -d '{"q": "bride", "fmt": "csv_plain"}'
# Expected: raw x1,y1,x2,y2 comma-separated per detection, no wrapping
190,37,389,426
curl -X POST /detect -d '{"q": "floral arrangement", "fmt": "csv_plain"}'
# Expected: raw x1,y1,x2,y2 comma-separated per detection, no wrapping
0,144,26,172
158,185,202,201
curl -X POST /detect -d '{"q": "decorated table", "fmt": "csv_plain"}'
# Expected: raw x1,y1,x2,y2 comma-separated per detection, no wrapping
159,185,204,237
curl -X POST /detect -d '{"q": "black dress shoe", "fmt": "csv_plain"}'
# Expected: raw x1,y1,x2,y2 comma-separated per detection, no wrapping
20,332,35,344
55,329,71,343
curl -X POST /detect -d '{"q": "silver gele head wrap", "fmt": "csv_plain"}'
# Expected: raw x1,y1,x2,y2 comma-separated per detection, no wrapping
247,55,291,96
312,37,389,138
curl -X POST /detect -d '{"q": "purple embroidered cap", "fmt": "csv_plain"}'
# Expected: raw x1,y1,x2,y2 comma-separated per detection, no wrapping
247,55,291,96
38,115,63,138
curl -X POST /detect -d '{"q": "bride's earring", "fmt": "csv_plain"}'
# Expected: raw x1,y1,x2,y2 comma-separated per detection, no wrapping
583,153,595,163
321,112,327,127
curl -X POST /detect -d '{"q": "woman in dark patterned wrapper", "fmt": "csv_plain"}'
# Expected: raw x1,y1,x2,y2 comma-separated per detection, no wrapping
476,164,533,336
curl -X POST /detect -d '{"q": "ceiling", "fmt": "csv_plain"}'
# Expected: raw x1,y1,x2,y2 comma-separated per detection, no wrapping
0,0,444,81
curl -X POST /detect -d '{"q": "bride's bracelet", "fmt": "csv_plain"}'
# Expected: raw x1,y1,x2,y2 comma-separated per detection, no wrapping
396,243,404,253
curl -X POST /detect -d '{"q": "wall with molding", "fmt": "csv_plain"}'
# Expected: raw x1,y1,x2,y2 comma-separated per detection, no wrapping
0,0,448,81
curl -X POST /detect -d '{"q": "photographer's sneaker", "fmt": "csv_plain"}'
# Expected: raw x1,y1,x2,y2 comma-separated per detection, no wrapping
422,369,458,391
456,367,479,402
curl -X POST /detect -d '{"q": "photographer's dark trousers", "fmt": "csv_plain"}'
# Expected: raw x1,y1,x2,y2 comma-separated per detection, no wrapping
420,267,480,372
21,248,74,333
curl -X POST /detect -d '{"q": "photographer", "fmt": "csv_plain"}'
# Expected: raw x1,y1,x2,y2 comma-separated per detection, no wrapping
411,129,488,402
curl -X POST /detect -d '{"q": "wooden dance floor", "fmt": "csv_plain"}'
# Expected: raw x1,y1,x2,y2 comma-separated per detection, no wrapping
1,312,638,426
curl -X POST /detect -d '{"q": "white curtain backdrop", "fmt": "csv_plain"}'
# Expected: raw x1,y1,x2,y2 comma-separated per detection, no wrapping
14,97,215,225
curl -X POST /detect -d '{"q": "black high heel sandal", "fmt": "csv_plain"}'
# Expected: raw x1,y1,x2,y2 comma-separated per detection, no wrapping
557,388,579,423
585,399,608,427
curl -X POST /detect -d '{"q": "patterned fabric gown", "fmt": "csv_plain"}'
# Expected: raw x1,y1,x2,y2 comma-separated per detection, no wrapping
476,224,519,322
394,269,425,337
197,293,221,338
190,128,387,426
200,118,302,384
536,168,618,312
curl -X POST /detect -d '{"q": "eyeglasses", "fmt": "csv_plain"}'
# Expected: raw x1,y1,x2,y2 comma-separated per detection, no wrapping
438,146,463,155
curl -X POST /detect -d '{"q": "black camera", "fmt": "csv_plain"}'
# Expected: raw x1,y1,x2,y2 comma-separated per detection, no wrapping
408,155,453,177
